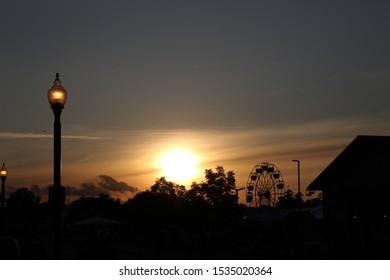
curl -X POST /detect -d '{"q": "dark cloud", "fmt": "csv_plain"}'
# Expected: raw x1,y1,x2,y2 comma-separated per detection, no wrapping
9,175,139,202
97,175,138,193
65,175,138,198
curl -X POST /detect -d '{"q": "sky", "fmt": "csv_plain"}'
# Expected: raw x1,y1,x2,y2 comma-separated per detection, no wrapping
1,0,390,202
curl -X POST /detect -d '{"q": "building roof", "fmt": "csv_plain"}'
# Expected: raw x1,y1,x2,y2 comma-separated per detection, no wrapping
307,135,390,191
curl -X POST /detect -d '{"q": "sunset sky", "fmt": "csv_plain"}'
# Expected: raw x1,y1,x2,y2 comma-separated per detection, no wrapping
1,1,390,202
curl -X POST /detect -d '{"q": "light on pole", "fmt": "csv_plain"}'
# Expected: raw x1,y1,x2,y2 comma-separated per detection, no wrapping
47,73,67,259
292,159,301,197
0,162,8,224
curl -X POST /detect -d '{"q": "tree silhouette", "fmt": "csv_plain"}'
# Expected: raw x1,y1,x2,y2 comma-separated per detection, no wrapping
190,166,237,207
150,176,186,197
123,190,189,227
6,188,41,219
185,183,206,204
67,193,122,222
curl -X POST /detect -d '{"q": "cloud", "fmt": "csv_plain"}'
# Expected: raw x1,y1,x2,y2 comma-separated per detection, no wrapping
6,175,138,203
64,175,138,198
0,132,51,139
64,175,139,202
0,131,105,140
96,175,138,193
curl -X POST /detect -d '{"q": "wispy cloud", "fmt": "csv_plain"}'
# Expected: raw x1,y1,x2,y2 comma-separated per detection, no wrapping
0,132,51,139
0,131,106,140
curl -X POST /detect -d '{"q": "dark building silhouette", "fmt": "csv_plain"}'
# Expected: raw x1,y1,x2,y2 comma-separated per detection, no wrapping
307,135,390,258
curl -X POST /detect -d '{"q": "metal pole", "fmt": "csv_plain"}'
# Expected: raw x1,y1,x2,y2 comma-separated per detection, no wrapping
52,105,62,259
1,177,5,231
292,160,301,196
53,106,62,194
297,161,301,196
235,188,245,204
1,178,4,213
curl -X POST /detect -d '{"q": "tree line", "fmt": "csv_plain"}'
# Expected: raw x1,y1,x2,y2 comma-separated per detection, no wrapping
5,165,321,227
5,166,243,226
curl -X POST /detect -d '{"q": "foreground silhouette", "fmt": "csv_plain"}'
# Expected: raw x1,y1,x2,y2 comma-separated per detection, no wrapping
1,164,386,259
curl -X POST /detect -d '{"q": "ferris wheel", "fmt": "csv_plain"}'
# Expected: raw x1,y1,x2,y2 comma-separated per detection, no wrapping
246,162,285,207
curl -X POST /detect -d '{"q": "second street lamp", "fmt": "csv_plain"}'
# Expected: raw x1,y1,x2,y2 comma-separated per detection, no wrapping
292,159,301,197
1,162,8,227
48,73,67,259
0,162,7,210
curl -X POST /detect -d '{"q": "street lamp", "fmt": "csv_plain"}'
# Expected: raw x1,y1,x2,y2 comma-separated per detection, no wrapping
235,187,245,204
1,163,8,222
47,73,67,259
292,159,301,197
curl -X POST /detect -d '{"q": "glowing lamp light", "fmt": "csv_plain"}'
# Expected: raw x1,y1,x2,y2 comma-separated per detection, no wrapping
48,73,67,107
0,162,7,179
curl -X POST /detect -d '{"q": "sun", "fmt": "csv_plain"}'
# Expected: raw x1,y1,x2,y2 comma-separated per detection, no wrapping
159,150,199,184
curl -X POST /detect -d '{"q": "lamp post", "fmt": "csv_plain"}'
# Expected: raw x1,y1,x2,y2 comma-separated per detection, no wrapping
235,187,245,204
47,73,67,259
0,163,8,227
292,159,301,197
